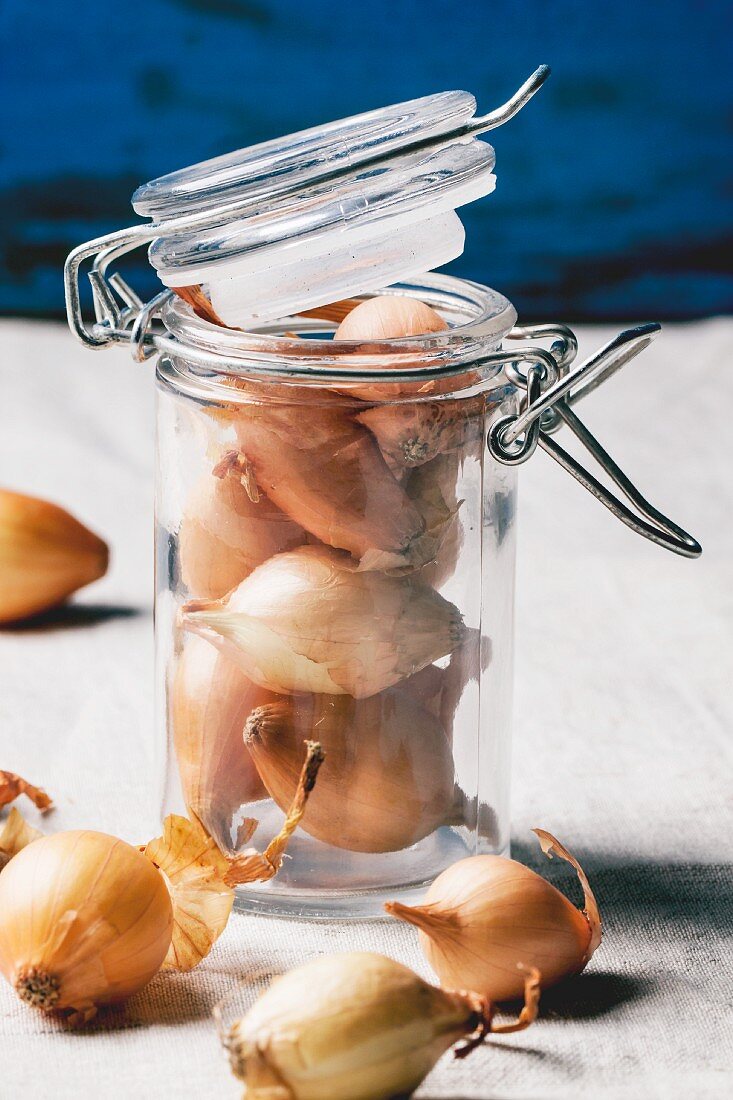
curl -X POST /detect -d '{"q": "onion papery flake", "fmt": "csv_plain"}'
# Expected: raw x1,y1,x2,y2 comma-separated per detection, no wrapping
0,808,42,870
0,770,52,812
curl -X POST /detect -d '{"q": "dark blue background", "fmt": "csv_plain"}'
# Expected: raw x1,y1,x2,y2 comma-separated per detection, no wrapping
1,0,731,320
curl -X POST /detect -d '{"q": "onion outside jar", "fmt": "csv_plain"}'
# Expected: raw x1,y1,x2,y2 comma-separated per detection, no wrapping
160,281,517,901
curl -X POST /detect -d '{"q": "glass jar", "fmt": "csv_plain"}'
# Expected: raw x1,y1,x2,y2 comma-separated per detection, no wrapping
64,70,700,921
155,275,519,918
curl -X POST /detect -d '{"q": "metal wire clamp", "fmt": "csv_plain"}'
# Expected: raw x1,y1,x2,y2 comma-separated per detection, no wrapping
488,324,702,557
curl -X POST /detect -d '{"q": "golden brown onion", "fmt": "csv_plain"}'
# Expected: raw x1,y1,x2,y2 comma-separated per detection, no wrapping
0,831,173,1023
0,489,108,624
244,687,455,852
386,829,602,1002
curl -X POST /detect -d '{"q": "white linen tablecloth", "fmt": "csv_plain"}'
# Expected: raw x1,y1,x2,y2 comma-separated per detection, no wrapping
0,318,731,1099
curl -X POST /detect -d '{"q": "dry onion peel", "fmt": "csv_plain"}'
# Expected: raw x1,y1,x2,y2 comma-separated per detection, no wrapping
173,285,360,328
534,827,602,957
225,740,325,885
212,448,260,503
146,741,324,969
385,829,602,1003
0,769,52,811
0,808,42,870
181,544,464,699
220,952,540,1100
142,814,236,972
298,297,362,324
174,284,226,326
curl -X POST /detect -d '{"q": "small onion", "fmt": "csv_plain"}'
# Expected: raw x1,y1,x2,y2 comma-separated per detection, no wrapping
178,457,305,599
386,829,602,1002
333,294,453,405
221,951,540,1100
181,544,464,699
171,636,274,851
231,402,434,572
0,489,108,624
244,687,455,853
0,831,173,1023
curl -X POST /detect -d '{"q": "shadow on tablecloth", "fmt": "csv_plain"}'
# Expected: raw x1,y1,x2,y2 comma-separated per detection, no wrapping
1,603,145,632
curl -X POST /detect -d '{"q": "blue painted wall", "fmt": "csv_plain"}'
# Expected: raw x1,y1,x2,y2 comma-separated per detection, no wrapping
1,0,731,320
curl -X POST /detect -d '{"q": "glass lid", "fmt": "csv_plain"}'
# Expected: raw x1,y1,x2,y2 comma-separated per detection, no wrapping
132,91,478,220
148,140,495,282
123,77,550,326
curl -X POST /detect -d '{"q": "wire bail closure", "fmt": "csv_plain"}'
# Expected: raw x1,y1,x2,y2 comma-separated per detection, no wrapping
66,235,702,559
62,242,703,559
488,324,702,557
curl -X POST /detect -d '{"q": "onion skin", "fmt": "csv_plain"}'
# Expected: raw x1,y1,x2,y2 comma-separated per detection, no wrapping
0,831,173,1021
178,464,305,599
171,636,274,852
224,952,538,1100
0,808,42,870
401,662,446,721
0,489,108,624
404,450,463,589
0,770,52,812
356,397,485,475
244,687,455,853
181,544,464,699
231,402,433,571
385,833,602,1002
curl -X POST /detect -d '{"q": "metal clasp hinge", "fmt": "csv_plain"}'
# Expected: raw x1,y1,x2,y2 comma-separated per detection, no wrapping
488,324,702,558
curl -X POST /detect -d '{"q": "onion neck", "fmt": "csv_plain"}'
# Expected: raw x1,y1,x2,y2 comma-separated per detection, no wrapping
384,900,460,938
15,966,61,1011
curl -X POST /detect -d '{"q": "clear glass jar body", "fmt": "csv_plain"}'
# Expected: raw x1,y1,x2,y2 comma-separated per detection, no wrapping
156,276,519,918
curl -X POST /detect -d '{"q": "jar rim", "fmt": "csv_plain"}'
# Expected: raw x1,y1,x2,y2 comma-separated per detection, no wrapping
159,273,517,389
